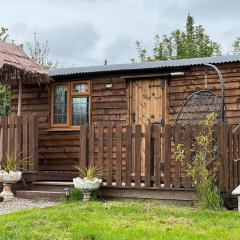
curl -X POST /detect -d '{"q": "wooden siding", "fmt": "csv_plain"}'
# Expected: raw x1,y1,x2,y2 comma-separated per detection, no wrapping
168,63,240,124
10,62,240,173
11,76,128,171
91,77,128,124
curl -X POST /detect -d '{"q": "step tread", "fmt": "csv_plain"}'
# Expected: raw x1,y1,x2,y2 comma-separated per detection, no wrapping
33,181,73,186
17,190,64,194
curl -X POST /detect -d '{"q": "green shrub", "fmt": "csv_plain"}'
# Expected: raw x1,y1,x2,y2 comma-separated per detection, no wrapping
65,188,83,202
174,113,223,210
64,188,99,203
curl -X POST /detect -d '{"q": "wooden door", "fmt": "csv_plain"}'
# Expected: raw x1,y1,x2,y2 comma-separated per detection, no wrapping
131,79,166,125
130,78,167,182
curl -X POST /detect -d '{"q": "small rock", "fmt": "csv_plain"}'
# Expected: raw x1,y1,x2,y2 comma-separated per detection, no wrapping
0,198,57,215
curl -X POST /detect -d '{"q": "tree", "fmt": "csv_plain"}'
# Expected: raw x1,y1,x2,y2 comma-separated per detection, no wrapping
232,37,240,55
25,32,58,70
0,27,11,117
0,27,9,41
136,14,222,62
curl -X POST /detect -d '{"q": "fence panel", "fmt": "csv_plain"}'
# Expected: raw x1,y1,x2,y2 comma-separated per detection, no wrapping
0,115,38,173
79,123,240,193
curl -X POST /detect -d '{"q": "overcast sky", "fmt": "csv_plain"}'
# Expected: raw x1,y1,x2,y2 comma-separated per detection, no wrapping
0,0,239,67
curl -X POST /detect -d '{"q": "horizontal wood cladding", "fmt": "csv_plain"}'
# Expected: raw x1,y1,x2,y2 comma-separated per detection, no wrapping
11,84,79,171
10,62,240,173
168,63,240,123
91,76,128,124
11,75,128,172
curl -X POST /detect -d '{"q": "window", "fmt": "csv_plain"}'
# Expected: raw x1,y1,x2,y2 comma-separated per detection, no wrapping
53,85,68,125
51,81,90,128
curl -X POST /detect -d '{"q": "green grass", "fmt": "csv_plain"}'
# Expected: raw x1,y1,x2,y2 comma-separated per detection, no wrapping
0,200,240,239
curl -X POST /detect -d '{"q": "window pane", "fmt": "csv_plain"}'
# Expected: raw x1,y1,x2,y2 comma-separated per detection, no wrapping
53,85,68,124
72,83,88,93
72,97,89,125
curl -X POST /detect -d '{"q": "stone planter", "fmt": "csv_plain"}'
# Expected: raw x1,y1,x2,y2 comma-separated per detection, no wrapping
0,171,22,201
73,177,102,201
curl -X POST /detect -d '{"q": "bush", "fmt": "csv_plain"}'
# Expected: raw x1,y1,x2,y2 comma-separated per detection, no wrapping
65,188,83,202
174,113,223,210
64,188,99,203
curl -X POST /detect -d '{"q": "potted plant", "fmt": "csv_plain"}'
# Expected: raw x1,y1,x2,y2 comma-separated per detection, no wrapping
73,164,103,201
0,153,27,201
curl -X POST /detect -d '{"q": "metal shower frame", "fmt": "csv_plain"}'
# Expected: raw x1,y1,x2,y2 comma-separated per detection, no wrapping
174,63,225,125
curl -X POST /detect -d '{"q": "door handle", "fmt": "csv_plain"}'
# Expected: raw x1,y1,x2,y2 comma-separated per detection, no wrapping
132,112,136,123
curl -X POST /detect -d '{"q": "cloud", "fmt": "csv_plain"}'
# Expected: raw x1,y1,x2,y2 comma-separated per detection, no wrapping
103,35,137,64
0,0,239,67
40,23,100,59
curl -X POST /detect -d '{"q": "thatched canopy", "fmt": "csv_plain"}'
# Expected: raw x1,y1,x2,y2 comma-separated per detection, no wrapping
0,41,52,116
0,41,51,85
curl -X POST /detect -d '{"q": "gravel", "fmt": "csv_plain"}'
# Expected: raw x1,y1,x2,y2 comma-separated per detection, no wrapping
0,198,58,215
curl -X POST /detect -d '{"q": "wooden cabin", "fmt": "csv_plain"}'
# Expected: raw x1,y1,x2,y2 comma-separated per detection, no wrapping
8,55,240,202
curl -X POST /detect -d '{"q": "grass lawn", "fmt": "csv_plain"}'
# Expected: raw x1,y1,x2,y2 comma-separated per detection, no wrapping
0,200,240,240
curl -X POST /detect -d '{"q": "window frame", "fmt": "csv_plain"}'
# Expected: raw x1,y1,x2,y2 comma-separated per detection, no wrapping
50,80,91,129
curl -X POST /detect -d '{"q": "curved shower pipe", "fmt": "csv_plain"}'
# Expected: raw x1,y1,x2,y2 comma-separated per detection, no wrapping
174,63,225,125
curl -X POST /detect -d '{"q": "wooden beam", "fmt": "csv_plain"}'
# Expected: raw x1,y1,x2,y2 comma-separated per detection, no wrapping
17,77,22,116
121,73,170,80
121,72,184,80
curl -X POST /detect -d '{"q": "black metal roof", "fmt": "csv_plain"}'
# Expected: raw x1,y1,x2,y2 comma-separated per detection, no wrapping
49,55,240,77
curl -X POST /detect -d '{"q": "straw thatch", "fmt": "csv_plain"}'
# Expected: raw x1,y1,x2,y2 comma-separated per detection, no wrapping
0,41,51,85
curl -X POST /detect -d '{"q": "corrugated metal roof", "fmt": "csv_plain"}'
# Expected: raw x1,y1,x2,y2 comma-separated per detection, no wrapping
49,55,240,77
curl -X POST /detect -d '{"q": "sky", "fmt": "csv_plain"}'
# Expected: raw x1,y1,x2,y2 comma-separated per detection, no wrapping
0,0,239,67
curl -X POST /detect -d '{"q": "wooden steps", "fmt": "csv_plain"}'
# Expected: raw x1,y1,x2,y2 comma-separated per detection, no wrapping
15,181,197,203
16,182,73,201
16,190,64,201
32,181,73,191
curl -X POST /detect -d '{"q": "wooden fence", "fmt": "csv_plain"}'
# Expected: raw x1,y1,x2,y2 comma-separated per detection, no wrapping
0,115,38,172
79,123,240,193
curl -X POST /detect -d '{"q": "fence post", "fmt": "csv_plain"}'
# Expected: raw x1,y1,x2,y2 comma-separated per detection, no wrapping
164,124,171,188
97,124,104,169
22,115,29,172
125,125,132,187
29,115,38,172
228,124,233,191
116,125,122,187
184,124,192,188
79,125,88,167
15,116,22,162
106,123,113,186
233,133,238,188
88,125,95,167
0,117,2,163
134,125,141,188
8,116,15,155
0,117,8,163
174,124,181,188
223,125,229,192
153,124,161,188
145,124,152,188
218,123,225,192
